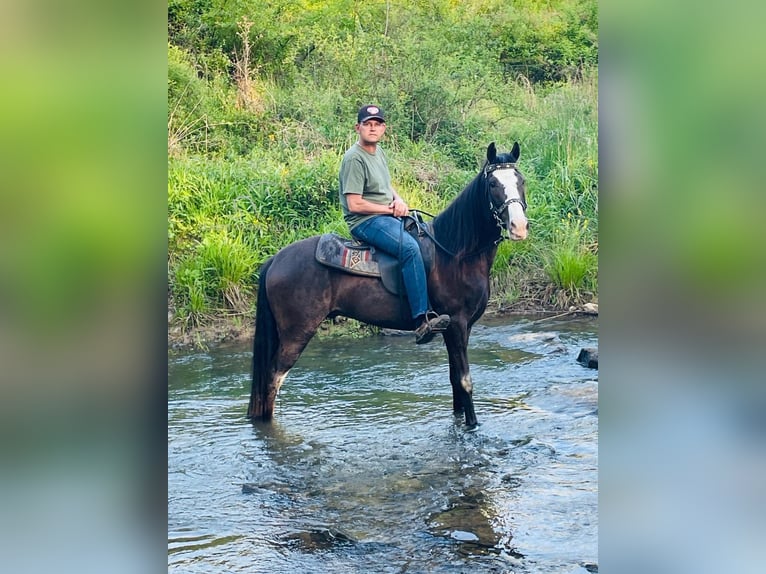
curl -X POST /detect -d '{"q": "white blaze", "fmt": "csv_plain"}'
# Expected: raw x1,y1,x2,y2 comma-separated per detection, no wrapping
492,168,527,239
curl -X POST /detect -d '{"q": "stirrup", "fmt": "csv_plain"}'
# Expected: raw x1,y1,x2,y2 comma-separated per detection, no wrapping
415,312,450,345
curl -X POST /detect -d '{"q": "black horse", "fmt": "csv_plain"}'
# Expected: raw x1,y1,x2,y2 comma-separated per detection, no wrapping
248,142,528,428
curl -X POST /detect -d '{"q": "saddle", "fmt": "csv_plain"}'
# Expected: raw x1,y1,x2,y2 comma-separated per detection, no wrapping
315,215,434,296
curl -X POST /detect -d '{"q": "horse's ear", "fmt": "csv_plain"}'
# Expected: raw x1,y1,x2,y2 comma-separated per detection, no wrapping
509,141,520,163
487,142,497,163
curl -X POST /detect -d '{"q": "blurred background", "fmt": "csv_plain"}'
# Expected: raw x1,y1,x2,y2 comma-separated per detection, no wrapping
0,0,764,572
0,2,167,573
600,1,766,572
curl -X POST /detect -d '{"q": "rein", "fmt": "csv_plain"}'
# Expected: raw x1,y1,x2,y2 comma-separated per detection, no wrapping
407,210,458,257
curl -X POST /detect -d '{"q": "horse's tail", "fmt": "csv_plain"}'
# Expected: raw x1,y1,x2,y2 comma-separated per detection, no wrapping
248,257,278,421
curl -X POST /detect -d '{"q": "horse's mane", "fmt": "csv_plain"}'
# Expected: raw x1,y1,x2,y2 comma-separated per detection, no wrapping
431,167,500,257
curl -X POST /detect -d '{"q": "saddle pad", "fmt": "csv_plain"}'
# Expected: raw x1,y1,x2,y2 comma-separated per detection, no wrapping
315,233,404,295
315,233,381,277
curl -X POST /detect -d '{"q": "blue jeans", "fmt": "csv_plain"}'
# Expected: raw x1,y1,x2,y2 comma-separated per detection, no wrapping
352,216,429,320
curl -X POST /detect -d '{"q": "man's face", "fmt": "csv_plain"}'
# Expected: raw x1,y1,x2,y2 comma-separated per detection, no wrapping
356,119,386,143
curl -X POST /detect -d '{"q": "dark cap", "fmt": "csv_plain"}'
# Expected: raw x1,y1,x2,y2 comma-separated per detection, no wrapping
357,104,385,123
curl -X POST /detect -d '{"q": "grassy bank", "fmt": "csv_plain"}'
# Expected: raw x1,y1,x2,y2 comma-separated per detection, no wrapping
168,71,598,344
167,1,598,345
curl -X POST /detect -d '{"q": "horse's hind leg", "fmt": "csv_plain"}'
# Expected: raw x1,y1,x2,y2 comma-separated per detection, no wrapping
251,317,324,422
263,326,322,419
259,279,330,420
252,241,333,421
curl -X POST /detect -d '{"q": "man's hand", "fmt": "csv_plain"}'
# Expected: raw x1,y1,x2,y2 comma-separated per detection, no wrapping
390,197,409,217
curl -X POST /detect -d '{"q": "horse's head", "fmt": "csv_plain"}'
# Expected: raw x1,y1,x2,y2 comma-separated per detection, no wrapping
485,142,528,241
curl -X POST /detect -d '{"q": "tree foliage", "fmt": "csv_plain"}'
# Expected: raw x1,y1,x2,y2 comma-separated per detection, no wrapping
168,0,597,157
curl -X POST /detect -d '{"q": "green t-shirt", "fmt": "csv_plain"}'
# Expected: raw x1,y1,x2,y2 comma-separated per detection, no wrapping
339,143,394,231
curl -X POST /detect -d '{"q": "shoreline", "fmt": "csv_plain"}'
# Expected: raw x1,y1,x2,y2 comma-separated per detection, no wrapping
168,300,597,351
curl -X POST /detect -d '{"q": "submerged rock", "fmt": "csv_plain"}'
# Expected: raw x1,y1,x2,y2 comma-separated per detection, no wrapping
450,530,480,542
241,483,264,494
428,492,500,551
280,527,356,551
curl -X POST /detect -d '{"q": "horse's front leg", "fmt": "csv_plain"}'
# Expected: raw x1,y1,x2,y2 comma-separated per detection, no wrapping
443,323,478,429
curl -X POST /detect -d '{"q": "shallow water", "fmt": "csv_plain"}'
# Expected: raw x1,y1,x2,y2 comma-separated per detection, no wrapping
168,315,598,573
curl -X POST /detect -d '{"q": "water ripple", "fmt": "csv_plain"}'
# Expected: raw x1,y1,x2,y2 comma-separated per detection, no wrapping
168,317,598,572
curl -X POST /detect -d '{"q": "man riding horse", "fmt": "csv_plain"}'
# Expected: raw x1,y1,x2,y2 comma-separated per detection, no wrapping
248,109,528,427
339,104,450,344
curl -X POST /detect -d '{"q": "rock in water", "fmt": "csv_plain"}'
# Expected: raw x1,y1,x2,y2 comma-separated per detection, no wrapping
577,348,598,369
582,303,598,315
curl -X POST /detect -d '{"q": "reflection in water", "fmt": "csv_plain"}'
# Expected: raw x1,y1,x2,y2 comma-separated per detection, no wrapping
169,316,598,573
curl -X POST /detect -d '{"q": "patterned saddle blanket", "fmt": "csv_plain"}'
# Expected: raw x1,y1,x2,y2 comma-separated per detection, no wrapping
315,220,434,296
315,233,402,295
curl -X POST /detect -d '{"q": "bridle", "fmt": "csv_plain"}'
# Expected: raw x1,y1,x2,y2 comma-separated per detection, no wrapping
483,162,527,240
410,162,528,256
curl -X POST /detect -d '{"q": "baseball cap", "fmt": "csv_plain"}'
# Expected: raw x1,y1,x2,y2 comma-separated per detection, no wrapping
357,104,385,123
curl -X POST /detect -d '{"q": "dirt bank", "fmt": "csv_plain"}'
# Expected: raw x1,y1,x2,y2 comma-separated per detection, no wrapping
168,297,597,351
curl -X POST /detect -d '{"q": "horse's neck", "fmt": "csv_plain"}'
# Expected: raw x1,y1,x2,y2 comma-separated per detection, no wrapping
432,179,501,257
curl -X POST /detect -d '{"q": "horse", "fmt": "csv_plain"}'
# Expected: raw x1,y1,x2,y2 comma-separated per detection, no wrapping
248,142,528,429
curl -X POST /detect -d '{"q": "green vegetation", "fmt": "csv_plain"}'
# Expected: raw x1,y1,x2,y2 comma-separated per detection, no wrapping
168,0,598,332
542,213,598,307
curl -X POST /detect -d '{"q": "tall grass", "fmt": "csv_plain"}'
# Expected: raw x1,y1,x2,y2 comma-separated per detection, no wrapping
167,62,598,327
487,69,598,308
541,213,598,306
171,229,259,325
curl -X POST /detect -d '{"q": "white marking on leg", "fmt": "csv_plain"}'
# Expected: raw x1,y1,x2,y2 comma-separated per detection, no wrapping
461,373,473,394
274,370,289,396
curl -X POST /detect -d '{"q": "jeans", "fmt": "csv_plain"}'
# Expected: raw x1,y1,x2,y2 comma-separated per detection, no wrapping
351,215,429,320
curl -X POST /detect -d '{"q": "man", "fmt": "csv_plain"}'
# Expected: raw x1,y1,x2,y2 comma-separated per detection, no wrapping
339,104,450,344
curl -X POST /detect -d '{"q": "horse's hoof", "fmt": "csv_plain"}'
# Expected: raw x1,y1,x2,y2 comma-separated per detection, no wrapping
248,412,273,425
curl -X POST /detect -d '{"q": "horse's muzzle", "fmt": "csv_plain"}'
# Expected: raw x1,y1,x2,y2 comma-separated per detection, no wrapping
510,220,529,241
